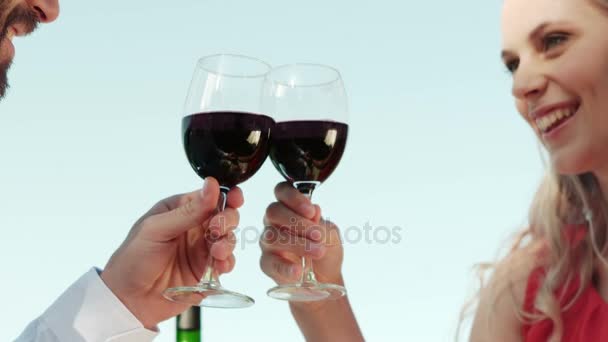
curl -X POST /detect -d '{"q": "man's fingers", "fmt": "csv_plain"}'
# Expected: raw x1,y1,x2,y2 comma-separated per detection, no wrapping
226,186,244,209
210,233,237,261
216,254,236,274
312,204,322,223
140,178,220,242
207,208,240,239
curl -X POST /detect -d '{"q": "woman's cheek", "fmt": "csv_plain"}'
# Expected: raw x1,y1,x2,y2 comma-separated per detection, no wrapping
515,99,535,129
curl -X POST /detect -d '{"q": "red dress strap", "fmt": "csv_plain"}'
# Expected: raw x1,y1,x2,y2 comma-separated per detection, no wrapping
522,267,549,338
520,223,602,341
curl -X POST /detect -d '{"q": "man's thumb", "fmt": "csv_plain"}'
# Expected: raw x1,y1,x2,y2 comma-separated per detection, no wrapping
141,178,220,242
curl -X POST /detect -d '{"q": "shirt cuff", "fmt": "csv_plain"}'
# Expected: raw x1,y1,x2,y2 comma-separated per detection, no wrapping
41,268,158,342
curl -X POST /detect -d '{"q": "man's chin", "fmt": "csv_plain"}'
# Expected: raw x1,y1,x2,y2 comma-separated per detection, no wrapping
0,62,9,100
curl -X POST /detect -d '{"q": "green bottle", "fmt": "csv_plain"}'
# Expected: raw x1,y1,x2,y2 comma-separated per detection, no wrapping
176,307,201,342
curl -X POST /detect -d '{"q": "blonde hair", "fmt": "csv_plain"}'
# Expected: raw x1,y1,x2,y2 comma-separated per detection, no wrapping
524,172,606,340
459,170,608,341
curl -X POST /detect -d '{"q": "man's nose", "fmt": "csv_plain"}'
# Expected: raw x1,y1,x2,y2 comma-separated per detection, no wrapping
26,0,60,23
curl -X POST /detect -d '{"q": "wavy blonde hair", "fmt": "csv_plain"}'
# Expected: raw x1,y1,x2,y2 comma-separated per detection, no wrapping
460,2,608,340
459,169,608,341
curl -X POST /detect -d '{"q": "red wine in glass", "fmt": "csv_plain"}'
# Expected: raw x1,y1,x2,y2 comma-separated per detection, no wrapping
269,120,348,192
183,111,274,189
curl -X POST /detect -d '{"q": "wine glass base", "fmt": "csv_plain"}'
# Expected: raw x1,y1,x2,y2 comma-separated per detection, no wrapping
163,285,255,309
267,283,346,302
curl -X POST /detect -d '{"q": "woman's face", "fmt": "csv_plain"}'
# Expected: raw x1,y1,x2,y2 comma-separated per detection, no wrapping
501,0,608,175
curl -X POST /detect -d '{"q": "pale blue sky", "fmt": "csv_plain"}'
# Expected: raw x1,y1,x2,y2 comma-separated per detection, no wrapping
0,0,545,340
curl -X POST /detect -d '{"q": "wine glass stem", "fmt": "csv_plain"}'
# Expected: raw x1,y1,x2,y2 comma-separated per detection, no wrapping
201,254,217,285
299,187,318,286
301,256,318,285
198,186,229,287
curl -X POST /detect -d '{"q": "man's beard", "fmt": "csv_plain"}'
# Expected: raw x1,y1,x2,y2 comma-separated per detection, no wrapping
0,59,11,99
0,1,38,100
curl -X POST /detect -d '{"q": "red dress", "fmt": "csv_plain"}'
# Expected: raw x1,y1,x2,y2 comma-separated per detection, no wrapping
522,226,608,341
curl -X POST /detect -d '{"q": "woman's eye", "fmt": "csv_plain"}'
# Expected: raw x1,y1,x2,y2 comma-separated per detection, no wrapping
542,33,568,51
505,59,519,74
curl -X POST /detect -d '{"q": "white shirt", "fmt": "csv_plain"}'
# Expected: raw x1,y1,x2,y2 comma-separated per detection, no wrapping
15,268,158,342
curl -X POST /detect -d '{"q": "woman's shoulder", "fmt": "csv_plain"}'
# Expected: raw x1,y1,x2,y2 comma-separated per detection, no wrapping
469,246,541,342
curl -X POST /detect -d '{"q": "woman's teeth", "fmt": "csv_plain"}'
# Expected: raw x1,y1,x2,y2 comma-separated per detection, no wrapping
536,108,576,133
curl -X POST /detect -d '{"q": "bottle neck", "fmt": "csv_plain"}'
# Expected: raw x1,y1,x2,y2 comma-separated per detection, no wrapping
176,307,201,342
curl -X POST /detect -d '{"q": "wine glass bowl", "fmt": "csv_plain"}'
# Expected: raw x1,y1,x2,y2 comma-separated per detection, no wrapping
182,111,274,189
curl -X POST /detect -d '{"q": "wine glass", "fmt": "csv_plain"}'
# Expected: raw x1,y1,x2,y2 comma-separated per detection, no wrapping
262,63,349,302
163,54,274,308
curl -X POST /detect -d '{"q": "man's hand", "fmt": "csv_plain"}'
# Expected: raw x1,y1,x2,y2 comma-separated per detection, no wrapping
101,177,242,329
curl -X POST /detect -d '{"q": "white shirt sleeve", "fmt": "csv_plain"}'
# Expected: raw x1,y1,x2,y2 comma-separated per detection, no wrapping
14,268,159,342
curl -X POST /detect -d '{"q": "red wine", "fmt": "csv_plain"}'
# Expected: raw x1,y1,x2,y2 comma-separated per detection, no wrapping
270,120,348,187
182,111,274,188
